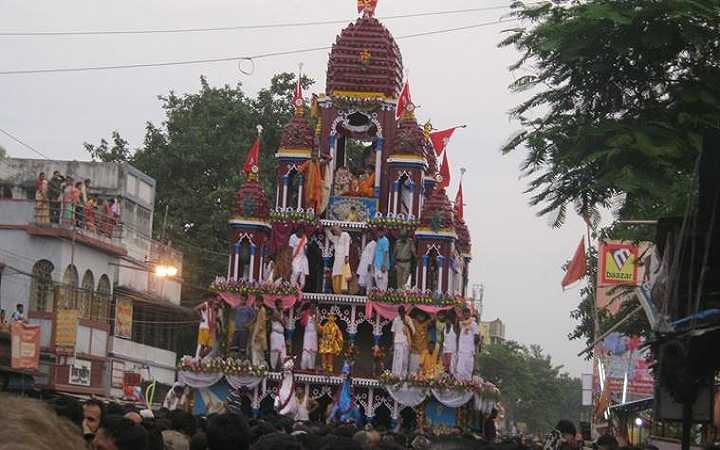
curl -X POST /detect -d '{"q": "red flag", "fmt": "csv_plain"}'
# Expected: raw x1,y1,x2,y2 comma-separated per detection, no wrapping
357,0,378,15
561,238,587,289
430,128,456,156
439,152,450,189
395,80,412,120
293,75,303,108
243,137,260,175
454,182,464,220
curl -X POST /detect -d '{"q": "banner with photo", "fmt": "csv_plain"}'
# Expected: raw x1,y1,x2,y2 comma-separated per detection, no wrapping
115,298,133,339
11,322,41,370
55,309,79,348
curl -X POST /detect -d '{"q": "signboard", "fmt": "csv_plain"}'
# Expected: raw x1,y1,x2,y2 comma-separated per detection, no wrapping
600,333,654,399
328,196,378,222
599,241,640,286
69,359,92,386
11,322,40,370
55,309,79,348
115,298,133,339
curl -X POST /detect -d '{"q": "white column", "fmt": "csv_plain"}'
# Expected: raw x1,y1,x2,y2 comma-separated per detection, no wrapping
374,146,382,195
249,244,256,282
297,175,304,209
276,184,280,209
233,248,240,280
227,252,232,280
259,251,264,283
421,256,428,291
392,181,399,214
282,177,289,208
437,256,445,293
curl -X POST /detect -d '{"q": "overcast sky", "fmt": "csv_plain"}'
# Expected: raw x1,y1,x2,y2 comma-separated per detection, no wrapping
0,0,591,376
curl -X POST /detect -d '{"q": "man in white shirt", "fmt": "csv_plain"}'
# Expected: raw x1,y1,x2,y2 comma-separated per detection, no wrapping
289,228,309,289
454,308,479,380
391,306,415,378
357,233,376,294
326,226,351,294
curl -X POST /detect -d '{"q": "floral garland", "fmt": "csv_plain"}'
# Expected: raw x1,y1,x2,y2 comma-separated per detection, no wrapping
367,215,420,230
368,288,464,306
210,277,299,297
179,355,268,377
378,370,501,400
270,209,319,224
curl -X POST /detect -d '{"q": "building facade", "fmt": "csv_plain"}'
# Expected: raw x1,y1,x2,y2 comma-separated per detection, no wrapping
0,158,186,398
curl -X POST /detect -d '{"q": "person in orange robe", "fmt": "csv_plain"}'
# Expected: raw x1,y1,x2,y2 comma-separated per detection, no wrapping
357,165,375,197
298,153,330,211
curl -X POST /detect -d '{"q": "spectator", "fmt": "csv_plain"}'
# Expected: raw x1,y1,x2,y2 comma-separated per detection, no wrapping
93,416,148,450
48,170,64,223
596,435,619,450
10,303,24,322
83,398,105,442
207,413,250,450
0,394,86,450
251,432,304,450
48,396,83,430
190,432,208,450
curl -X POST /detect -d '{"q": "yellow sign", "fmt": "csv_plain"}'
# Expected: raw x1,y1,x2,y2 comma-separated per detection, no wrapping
115,298,133,339
55,309,79,348
599,241,639,286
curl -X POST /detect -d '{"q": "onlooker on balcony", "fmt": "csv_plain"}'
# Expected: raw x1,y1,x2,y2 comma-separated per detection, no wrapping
35,172,50,224
86,197,97,232
62,177,76,226
48,170,65,224
75,178,89,228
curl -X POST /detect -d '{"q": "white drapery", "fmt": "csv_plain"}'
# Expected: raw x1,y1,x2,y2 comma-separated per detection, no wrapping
431,388,474,408
385,384,428,407
474,395,497,414
178,371,262,390
226,375,263,390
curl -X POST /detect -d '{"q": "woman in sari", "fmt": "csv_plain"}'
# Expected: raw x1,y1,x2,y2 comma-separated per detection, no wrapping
35,173,49,224
250,304,268,367
62,178,76,225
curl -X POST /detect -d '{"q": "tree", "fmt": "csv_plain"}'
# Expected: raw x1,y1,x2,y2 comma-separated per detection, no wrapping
501,0,720,343
86,73,314,305
479,341,584,433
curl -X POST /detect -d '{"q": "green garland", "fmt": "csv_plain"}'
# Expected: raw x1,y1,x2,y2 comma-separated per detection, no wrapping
178,356,268,377
378,370,502,401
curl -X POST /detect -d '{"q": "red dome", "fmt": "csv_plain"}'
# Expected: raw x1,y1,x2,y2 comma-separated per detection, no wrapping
279,114,315,150
233,178,270,220
391,115,426,157
455,217,471,254
420,187,454,231
326,16,403,98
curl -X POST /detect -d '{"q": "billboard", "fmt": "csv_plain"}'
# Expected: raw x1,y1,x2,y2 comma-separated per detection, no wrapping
599,241,640,286
55,309,79,349
69,359,92,386
11,322,41,370
115,298,133,339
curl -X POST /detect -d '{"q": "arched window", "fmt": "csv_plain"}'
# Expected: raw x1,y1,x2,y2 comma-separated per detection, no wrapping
80,270,94,319
29,260,54,312
94,275,111,322
62,265,79,310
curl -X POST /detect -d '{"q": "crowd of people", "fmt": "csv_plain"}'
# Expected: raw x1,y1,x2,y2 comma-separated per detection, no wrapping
0,392,593,450
33,171,120,237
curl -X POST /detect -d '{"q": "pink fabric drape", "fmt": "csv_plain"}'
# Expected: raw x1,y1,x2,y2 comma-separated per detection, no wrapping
364,300,454,320
218,293,300,311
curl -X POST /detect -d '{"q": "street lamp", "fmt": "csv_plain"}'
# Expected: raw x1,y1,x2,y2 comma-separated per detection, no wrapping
154,264,178,278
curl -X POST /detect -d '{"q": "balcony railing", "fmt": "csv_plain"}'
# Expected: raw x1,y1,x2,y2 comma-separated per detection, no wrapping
33,203,124,241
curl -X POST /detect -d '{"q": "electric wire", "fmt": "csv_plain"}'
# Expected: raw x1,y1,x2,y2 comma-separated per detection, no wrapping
0,18,517,76
0,5,531,37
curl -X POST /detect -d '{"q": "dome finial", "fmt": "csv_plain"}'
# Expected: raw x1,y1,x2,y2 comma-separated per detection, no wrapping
357,0,378,17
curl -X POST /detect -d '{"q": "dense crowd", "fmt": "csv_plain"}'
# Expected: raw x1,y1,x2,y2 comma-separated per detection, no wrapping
0,394,589,450
33,170,120,236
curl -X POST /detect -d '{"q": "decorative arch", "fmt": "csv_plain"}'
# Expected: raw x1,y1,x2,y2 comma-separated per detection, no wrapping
80,270,94,319
62,265,79,309
94,274,111,322
29,260,54,312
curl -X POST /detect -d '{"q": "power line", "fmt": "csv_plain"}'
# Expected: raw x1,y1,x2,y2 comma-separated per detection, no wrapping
0,127,52,158
0,18,517,76
0,5,527,37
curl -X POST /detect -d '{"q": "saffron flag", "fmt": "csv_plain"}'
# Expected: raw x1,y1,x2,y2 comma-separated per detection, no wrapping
243,137,261,175
561,238,587,289
430,128,457,156
395,80,412,120
439,152,450,189
11,321,40,370
454,182,464,220
357,0,378,15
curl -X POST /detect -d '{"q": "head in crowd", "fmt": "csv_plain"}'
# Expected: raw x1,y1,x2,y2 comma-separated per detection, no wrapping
83,398,105,436
207,413,250,450
556,420,576,444
48,396,84,430
93,416,148,450
190,431,208,450
0,395,87,450
251,432,304,450
596,435,619,450
169,409,198,437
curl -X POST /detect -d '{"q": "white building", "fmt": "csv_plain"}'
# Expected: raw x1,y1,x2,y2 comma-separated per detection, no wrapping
0,158,187,398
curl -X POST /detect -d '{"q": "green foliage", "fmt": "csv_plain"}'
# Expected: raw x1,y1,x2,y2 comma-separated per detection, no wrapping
86,73,314,305
84,130,132,162
500,0,720,227
479,341,585,433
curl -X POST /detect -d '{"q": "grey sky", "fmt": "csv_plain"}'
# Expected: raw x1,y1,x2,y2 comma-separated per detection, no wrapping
0,0,591,376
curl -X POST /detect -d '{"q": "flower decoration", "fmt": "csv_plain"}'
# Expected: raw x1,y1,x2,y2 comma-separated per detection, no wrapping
367,288,464,306
270,208,319,224
210,276,299,297
178,355,268,377
378,369,501,400
367,214,420,231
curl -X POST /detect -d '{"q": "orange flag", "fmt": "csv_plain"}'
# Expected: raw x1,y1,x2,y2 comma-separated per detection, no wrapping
561,238,587,289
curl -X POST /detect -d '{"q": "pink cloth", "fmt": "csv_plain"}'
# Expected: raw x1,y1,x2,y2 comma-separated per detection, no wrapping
364,301,454,320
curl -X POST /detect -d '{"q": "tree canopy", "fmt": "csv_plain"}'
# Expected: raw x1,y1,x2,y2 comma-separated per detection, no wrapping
85,73,313,304
479,341,584,433
501,0,720,344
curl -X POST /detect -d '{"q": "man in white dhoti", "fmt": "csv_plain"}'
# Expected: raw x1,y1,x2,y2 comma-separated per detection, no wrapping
391,306,415,379
269,306,287,371
326,226,351,294
289,228,309,289
454,308,479,381
300,304,318,371
357,233,376,294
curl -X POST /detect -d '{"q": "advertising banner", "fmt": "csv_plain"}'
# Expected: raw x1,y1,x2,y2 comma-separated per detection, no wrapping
55,309,79,348
11,321,40,370
599,241,640,286
115,298,133,339
69,359,92,386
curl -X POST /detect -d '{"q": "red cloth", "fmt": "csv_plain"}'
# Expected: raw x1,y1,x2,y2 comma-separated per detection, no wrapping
454,183,464,220
243,137,261,175
561,238,587,289
439,153,450,189
248,294,299,311
269,222,295,256
430,128,456,156
364,301,454,321
395,80,412,120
